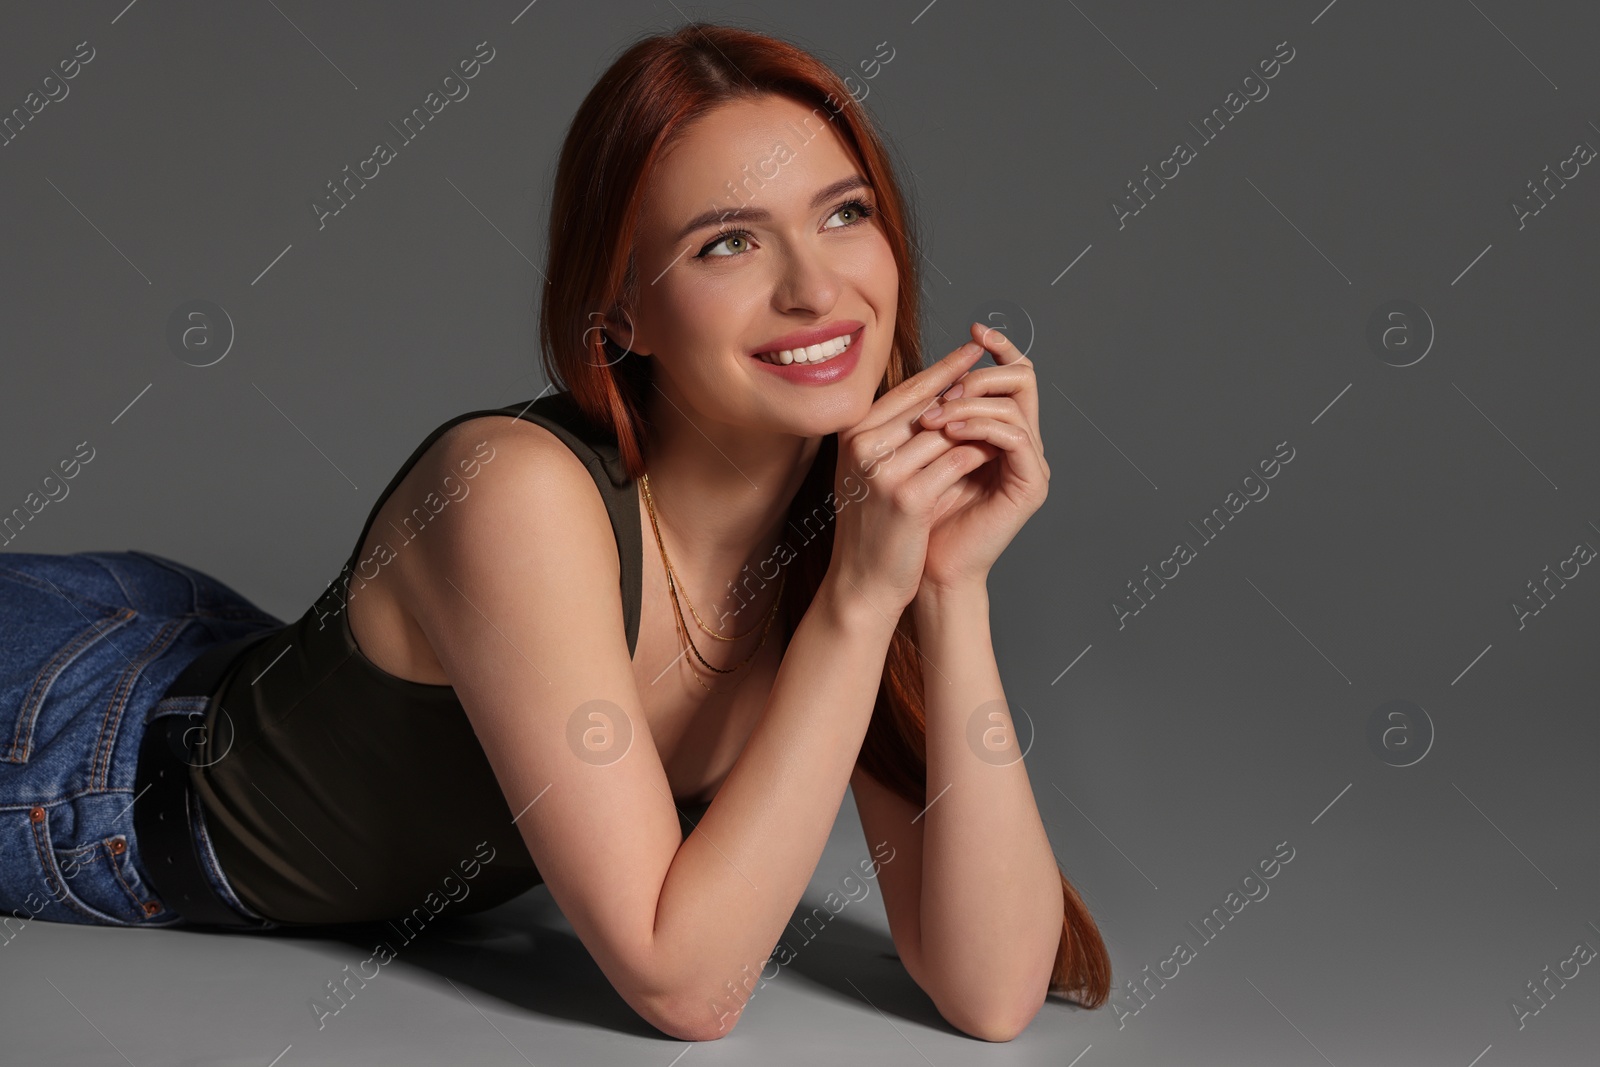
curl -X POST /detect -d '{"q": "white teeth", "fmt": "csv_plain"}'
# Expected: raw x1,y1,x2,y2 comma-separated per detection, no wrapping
758,330,855,365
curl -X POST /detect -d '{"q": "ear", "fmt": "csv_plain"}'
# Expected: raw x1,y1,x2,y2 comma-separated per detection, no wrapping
600,306,653,358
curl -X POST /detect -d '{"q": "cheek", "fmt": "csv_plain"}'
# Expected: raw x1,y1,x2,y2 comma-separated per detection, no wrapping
646,269,767,366
848,236,899,310
643,265,715,327
851,241,898,336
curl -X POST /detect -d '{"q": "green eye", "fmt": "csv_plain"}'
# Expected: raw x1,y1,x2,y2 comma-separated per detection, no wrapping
824,198,876,230
693,197,876,260
704,233,751,257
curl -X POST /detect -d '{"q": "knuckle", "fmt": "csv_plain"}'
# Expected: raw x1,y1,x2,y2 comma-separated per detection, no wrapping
890,481,926,513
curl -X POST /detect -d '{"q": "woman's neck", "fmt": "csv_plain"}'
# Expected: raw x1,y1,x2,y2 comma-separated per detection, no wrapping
639,389,823,623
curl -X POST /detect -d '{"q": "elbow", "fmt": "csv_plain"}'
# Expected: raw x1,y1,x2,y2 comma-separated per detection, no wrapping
940,997,1042,1043
646,999,741,1043
655,1014,739,1043
625,935,752,1041
921,924,1059,1041
932,981,1048,1042
638,986,746,1043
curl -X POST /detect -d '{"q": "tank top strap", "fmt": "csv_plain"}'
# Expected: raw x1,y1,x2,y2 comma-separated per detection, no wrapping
336,390,644,657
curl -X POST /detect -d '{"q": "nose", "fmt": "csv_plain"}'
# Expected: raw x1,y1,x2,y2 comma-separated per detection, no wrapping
770,237,840,317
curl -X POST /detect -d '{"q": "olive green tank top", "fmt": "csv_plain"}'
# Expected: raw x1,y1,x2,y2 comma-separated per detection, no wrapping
188,390,703,926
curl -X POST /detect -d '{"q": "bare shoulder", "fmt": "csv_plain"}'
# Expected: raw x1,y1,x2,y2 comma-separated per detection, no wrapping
426,411,598,490
408,412,619,576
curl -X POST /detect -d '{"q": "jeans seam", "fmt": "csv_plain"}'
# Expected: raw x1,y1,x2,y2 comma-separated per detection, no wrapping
6,605,137,765
0,785,137,813
107,839,159,917
94,616,191,791
29,814,127,925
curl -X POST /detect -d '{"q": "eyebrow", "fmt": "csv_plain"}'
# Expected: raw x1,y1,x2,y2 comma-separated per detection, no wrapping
674,175,873,244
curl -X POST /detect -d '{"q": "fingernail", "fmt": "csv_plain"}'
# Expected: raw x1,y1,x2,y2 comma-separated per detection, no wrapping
944,382,964,400
922,402,944,422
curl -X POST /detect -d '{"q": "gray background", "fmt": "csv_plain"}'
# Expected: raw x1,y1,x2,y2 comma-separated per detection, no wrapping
2,1,1597,1064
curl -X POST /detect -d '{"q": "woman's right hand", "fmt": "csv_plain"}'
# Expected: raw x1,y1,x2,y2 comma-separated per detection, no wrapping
825,339,1002,614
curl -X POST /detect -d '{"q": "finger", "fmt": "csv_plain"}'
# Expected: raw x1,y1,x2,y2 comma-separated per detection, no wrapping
934,360,1041,458
918,395,1022,429
970,320,1030,367
936,415,1048,488
965,320,1040,439
900,438,1002,510
859,340,987,435
924,390,1042,467
862,425,968,483
943,364,1033,400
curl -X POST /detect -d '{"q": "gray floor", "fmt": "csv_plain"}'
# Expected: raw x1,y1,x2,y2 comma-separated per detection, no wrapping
12,777,1596,1065
8,794,1104,1066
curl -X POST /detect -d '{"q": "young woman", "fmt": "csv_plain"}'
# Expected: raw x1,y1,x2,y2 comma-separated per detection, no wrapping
0,22,1108,1042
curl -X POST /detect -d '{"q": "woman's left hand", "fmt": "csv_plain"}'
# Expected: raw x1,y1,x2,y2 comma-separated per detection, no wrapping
911,320,1051,593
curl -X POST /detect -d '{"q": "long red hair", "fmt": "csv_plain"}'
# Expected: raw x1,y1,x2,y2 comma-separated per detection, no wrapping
537,21,1109,1009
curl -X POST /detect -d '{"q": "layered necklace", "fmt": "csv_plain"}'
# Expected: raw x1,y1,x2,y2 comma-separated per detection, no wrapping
639,471,785,693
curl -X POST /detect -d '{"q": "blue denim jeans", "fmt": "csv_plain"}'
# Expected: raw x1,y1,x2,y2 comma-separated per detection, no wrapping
0,549,284,938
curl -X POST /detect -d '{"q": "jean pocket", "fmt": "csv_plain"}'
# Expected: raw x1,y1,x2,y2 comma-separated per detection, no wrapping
19,805,171,927
0,595,137,766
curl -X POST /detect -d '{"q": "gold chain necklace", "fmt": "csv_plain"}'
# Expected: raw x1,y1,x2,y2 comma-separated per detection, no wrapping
639,471,784,693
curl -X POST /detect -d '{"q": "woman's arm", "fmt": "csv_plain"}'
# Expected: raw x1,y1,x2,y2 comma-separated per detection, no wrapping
915,580,1064,1035
655,571,900,1036
851,582,1064,1042
852,320,1063,1040
402,420,904,1042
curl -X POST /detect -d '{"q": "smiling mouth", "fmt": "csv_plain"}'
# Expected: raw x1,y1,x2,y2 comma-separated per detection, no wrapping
753,329,859,366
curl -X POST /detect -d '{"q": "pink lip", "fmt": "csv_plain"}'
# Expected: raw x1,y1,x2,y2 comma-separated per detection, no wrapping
749,326,863,385
749,319,864,358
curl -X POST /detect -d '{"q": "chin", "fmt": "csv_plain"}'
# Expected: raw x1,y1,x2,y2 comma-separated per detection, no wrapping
763,400,866,441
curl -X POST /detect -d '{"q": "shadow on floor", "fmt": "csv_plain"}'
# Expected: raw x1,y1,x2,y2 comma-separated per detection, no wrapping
232,885,967,1039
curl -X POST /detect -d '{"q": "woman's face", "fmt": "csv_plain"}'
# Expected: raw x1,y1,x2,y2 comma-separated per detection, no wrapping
615,94,900,438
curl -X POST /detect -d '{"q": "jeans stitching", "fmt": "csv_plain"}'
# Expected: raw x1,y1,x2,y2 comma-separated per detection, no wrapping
58,838,102,861
94,616,190,791
0,784,137,813
107,837,160,918
6,605,136,764
61,836,148,920
148,695,209,724
29,812,128,926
